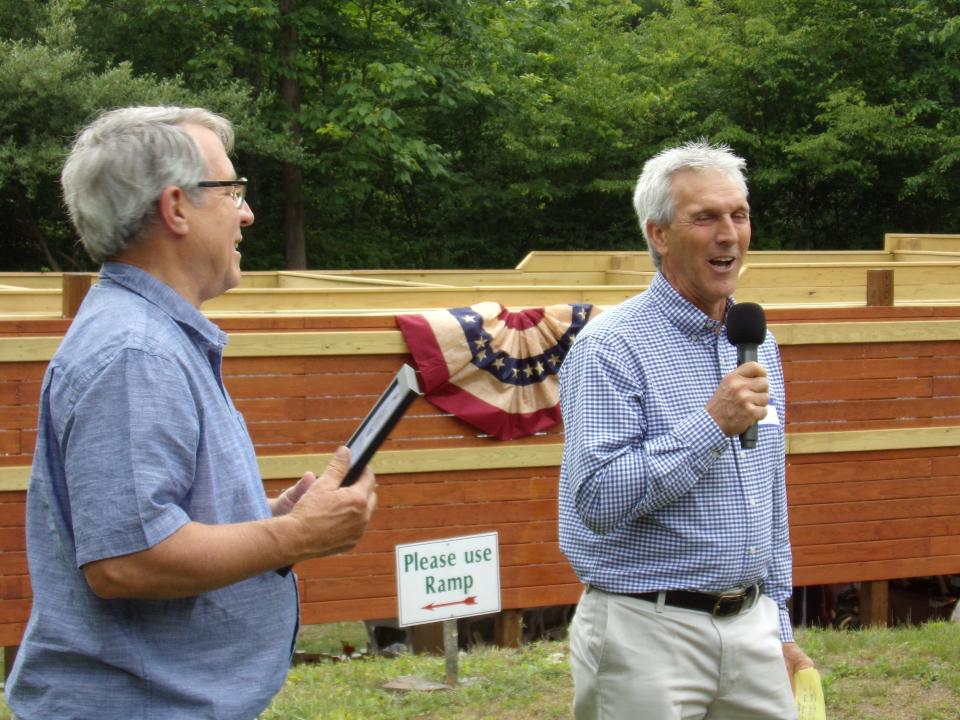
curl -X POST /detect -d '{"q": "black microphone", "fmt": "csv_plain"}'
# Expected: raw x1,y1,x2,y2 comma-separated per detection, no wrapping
725,302,767,449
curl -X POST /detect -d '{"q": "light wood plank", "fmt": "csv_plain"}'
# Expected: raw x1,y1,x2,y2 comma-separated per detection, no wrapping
786,427,960,454
772,320,960,345
2,426,958,491
256,445,565,481
0,337,63,362
4,318,960,362
885,233,960,253
225,330,409,357
515,251,649,272
201,286,642,313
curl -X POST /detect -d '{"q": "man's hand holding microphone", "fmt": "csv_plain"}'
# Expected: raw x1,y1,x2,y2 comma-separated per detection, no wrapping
707,302,768,448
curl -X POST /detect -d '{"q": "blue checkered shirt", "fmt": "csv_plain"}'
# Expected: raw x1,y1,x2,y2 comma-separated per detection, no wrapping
558,273,794,642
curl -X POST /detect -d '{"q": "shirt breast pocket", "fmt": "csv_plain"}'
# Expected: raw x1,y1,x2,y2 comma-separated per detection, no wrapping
758,402,781,426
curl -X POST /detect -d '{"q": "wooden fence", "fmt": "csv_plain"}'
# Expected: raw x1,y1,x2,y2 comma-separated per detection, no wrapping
2,302,960,652
4,234,960,318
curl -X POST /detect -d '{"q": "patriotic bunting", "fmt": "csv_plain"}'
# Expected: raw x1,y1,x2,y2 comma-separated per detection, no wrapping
396,302,599,440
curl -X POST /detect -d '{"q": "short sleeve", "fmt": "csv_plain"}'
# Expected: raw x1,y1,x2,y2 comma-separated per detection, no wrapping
64,348,196,566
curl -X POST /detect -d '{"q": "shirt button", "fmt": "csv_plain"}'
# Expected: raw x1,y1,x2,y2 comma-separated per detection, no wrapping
749,498,757,507
749,547,757,555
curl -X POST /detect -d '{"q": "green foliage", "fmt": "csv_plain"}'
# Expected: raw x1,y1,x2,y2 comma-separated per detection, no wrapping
0,1,253,270
2,0,959,271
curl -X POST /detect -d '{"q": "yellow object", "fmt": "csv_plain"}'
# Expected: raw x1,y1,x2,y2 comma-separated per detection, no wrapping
794,667,826,720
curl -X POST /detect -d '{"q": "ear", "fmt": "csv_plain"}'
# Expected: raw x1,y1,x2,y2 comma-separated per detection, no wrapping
157,185,191,237
646,220,669,256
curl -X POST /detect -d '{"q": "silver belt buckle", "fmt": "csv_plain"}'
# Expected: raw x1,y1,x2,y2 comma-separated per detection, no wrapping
712,584,760,617
712,588,747,617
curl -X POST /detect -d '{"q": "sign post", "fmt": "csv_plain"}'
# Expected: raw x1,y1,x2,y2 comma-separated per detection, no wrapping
395,531,501,687
443,619,458,686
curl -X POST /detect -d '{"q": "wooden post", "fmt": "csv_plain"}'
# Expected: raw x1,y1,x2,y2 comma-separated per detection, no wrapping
409,621,444,655
62,273,93,319
4,645,17,680
866,268,894,307
443,618,458,687
860,581,889,627
494,609,523,648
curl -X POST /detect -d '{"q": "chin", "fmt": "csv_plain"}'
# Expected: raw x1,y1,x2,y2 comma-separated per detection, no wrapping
714,276,738,295
217,268,241,296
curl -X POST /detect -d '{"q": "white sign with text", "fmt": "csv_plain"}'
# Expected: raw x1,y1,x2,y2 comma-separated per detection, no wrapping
396,532,501,627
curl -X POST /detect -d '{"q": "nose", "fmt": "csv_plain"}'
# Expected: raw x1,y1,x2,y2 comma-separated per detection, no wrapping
716,214,738,241
239,199,255,227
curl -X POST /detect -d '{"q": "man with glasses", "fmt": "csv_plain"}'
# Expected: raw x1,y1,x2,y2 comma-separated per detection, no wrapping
6,106,378,719
197,177,249,205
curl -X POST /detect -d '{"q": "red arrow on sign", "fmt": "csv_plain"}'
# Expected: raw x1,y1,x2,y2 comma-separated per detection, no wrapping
422,596,478,611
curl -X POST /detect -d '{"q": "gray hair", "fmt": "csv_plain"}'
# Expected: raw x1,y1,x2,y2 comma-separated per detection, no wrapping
632,140,748,269
61,106,235,263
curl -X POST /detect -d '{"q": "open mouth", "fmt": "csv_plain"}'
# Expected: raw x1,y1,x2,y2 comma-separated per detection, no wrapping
709,256,735,269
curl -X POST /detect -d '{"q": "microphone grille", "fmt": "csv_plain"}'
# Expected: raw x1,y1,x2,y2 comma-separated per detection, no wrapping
726,302,767,345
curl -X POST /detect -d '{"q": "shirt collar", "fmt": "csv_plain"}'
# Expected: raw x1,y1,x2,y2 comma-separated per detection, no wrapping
99,261,228,351
648,271,732,338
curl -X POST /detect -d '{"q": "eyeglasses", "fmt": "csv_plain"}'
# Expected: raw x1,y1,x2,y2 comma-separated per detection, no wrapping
195,177,248,208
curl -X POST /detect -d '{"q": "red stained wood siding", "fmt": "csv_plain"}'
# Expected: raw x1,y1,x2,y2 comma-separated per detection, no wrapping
0,307,958,643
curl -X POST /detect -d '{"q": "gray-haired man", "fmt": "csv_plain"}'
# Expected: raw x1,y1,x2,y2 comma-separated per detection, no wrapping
7,106,377,719
559,141,814,719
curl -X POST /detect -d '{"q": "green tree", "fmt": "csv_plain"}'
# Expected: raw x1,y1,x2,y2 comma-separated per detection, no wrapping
2,0,959,272
61,0,491,269
0,4,251,270
624,0,960,249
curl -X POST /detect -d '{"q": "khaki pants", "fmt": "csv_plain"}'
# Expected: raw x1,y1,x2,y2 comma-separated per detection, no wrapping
569,587,798,720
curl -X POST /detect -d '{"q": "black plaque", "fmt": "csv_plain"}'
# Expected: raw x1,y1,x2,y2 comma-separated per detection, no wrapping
341,363,422,486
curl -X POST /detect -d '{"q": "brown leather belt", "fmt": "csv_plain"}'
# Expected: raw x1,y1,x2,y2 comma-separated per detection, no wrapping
627,584,762,618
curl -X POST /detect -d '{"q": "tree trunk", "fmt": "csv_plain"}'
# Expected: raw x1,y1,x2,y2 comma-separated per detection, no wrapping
279,0,306,269
283,160,305,269
14,183,61,272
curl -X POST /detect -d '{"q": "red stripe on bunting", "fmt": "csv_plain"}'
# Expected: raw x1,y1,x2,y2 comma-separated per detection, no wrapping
425,380,561,440
498,306,544,330
395,313,452,393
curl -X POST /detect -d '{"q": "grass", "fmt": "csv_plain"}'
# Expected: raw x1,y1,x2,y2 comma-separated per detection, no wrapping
4,621,960,718
266,638,572,720
800,621,960,720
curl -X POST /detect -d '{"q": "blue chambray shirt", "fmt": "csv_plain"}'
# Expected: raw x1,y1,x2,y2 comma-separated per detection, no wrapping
558,272,795,642
7,262,299,719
